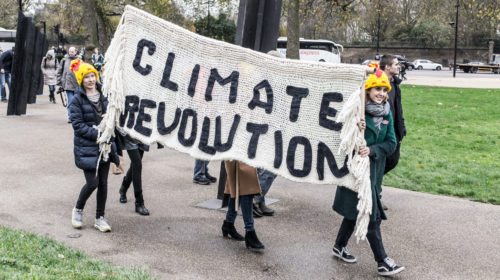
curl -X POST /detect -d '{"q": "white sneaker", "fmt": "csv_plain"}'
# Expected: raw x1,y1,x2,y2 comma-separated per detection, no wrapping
378,257,405,276
94,216,111,232
72,208,83,229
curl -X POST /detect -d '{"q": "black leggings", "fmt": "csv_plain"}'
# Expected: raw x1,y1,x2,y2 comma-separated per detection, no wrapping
120,149,144,204
75,161,110,218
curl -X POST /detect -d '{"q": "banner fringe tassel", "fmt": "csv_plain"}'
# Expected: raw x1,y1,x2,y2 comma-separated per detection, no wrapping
337,85,372,242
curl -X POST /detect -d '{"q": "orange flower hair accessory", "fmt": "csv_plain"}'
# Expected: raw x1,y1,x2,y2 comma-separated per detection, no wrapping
367,61,379,69
70,59,99,85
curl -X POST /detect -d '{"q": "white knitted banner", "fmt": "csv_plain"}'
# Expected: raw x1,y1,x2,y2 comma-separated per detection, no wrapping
98,6,371,240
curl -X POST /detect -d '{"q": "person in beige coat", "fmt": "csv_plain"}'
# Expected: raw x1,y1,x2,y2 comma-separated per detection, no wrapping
41,50,58,103
221,160,265,251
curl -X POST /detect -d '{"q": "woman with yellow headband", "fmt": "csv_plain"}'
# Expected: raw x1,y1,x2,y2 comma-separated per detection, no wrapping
331,69,405,276
69,59,119,232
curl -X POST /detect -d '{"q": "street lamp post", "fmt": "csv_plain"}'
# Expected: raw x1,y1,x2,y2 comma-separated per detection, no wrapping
376,0,381,54
453,0,459,78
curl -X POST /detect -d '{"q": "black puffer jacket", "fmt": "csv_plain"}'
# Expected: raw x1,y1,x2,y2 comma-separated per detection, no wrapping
0,50,13,73
388,75,406,142
69,85,119,170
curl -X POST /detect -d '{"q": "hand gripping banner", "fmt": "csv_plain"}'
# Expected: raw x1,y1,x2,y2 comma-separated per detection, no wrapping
98,5,371,240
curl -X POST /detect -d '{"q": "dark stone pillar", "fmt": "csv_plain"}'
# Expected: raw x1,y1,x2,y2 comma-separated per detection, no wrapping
7,12,48,115
217,0,283,207
7,12,28,115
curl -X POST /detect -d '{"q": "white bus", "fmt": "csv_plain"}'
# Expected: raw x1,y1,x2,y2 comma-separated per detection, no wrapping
276,37,343,63
0,28,16,52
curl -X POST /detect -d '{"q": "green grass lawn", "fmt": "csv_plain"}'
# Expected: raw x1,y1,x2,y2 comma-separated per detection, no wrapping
383,85,500,204
0,225,154,280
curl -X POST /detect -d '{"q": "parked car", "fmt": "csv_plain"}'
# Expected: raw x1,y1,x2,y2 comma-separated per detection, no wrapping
413,59,443,70
361,59,379,66
396,55,415,70
372,55,414,70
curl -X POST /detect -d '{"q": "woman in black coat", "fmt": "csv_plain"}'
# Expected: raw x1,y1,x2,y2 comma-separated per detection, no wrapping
117,131,150,216
69,59,119,232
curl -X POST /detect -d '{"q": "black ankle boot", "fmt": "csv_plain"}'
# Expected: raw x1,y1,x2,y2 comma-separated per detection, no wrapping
245,230,265,251
49,92,55,103
221,220,244,241
135,203,150,216
119,177,128,203
119,189,127,203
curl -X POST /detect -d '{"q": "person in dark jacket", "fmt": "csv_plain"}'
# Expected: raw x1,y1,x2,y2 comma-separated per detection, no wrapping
0,48,14,102
378,55,407,211
379,55,406,175
69,59,119,232
57,47,78,122
332,69,405,276
117,131,151,216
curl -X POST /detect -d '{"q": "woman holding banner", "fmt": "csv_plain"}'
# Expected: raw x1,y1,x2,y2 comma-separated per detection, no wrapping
222,161,265,251
69,59,119,232
331,70,405,276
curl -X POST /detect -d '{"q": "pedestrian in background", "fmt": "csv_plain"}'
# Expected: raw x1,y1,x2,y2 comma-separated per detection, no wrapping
253,169,276,217
118,131,151,216
41,50,58,103
192,160,217,185
69,59,119,232
221,161,265,251
57,47,78,122
380,55,406,175
91,48,104,72
250,50,285,218
55,45,65,63
379,55,407,207
332,69,404,276
92,48,105,83
0,48,14,102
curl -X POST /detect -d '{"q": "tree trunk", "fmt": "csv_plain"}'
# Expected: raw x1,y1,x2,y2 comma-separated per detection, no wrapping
81,0,110,52
286,0,300,59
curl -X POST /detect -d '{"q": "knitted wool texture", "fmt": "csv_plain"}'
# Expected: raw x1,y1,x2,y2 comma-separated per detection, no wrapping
70,59,99,85
365,68,392,92
97,5,372,240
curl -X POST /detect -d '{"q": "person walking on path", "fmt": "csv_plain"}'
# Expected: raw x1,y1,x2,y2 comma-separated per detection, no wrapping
41,50,59,103
251,50,286,218
253,169,276,217
192,160,217,185
332,69,405,276
91,48,104,71
117,131,150,216
222,161,265,251
69,59,119,232
380,54,406,176
0,48,14,102
91,48,104,83
57,47,79,122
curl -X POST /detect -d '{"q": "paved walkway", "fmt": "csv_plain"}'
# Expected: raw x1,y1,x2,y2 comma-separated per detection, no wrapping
402,70,500,89
0,93,499,279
